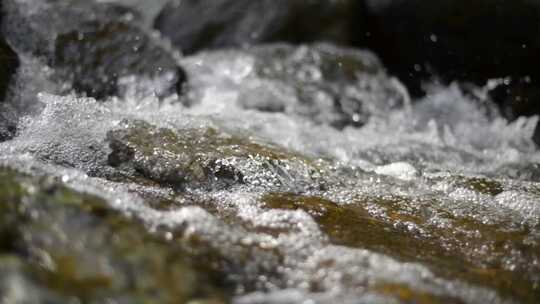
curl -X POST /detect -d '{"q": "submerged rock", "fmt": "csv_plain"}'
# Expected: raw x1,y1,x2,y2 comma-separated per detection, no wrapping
183,43,408,129
154,0,365,54
4,0,185,99
107,119,324,191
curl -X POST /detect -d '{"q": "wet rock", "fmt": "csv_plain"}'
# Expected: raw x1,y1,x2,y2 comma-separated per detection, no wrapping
451,176,504,196
0,166,231,303
0,106,17,142
4,0,185,99
184,43,408,129
53,20,186,99
363,0,540,145
107,119,323,191
487,79,540,145
262,192,540,302
0,2,20,142
0,256,69,303
534,124,540,147
490,162,540,183
154,0,365,54
488,79,540,120
0,123,15,142
372,283,464,304
0,39,19,102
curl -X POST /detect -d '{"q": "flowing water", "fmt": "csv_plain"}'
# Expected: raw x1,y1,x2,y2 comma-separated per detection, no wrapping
1,40,540,303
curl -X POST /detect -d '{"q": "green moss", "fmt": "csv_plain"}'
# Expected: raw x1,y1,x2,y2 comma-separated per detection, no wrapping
367,195,540,302
262,193,466,262
373,283,464,304
0,166,232,303
261,192,540,303
107,119,322,189
452,176,504,196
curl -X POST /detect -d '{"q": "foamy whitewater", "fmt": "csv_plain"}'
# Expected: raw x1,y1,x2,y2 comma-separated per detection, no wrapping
1,43,539,303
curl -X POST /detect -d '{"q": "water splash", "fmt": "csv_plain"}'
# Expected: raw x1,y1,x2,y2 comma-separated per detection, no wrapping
1,42,539,303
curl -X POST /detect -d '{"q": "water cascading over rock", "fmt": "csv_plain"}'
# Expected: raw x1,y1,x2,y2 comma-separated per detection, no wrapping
182,43,409,129
3,0,186,100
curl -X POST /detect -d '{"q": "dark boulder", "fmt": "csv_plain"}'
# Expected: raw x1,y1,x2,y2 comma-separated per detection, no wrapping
3,0,185,99
0,102,18,142
487,77,540,124
363,0,540,144
0,39,18,102
53,20,186,99
483,75,540,147
363,0,540,94
0,112,16,142
0,1,20,141
154,0,365,54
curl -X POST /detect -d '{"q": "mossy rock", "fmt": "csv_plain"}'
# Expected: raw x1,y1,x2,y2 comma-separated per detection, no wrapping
261,193,465,263
372,283,465,304
0,166,231,303
107,119,324,190
261,192,540,302
451,175,504,196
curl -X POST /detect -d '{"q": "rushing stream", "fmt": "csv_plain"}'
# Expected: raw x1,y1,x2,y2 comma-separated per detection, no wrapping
1,1,540,304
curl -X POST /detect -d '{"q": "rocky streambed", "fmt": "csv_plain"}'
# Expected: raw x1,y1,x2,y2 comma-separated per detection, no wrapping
0,1,540,303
